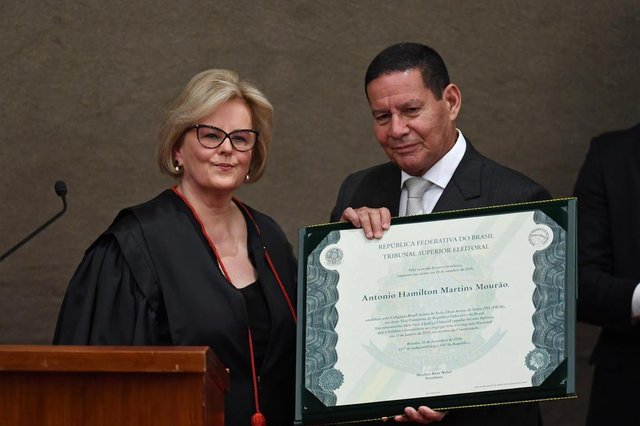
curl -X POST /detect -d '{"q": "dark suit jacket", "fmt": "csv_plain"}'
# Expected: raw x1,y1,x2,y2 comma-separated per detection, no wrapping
330,141,550,426
331,141,550,221
573,122,640,424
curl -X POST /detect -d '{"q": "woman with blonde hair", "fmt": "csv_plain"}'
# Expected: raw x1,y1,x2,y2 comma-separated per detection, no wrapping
54,69,297,426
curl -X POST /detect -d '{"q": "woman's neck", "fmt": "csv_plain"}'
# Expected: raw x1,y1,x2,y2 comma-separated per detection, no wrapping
175,181,248,248
176,182,235,223
174,182,255,287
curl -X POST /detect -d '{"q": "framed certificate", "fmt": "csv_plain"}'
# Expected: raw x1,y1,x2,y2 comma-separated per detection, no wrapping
295,199,576,425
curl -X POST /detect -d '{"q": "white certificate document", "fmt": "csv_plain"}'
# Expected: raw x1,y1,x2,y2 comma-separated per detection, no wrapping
299,200,574,419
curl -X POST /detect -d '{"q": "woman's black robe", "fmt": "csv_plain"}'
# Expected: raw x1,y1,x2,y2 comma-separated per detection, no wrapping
54,190,297,426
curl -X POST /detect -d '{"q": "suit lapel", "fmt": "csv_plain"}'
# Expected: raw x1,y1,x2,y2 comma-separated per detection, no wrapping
433,141,483,212
354,163,402,216
378,164,402,216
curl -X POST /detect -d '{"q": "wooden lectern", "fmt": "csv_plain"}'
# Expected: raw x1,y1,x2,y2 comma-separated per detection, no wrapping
0,345,229,426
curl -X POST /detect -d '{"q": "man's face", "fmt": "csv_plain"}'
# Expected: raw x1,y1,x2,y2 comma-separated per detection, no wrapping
367,69,460,176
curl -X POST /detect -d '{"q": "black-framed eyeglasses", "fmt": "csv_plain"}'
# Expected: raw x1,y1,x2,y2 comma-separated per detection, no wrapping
187,124,259,152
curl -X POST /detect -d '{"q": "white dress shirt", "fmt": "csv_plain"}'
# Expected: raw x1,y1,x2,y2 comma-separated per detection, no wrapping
632,284,640,320
399,130,467,216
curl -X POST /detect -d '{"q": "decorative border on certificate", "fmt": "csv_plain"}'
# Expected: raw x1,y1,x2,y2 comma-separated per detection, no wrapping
530,209,566,386
296,199,576,425
305,230,342,405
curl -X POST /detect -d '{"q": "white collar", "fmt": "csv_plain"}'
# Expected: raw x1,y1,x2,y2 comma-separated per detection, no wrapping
400,129,467,188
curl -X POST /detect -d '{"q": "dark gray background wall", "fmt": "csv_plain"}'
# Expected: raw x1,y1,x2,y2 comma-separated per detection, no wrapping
1,1,639,424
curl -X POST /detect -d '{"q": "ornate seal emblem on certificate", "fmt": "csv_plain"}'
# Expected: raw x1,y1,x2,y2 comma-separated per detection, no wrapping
295,199,577,425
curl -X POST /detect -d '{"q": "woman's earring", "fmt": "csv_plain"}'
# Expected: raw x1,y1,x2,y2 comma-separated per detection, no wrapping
174,160,182,173
245,172,250,181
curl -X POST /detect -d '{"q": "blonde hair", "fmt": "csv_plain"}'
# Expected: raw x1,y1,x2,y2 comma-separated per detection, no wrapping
157,69,273,183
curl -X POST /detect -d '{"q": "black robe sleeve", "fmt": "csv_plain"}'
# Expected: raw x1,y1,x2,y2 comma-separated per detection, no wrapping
53,215,170,346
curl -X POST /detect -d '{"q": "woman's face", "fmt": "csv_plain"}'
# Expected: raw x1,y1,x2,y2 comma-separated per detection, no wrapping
175,98,253,198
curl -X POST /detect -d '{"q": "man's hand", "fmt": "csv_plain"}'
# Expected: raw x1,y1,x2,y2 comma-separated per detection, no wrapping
340,207,391,239
394,406,447,423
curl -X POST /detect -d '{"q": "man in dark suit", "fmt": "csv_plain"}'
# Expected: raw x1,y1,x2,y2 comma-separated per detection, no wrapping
330,42,550,424
573,122,640,426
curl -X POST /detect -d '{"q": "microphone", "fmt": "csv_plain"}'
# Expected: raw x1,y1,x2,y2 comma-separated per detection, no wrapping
0,180,68,263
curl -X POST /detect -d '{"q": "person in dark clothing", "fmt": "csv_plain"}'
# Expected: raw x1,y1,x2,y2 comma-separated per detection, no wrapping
573,122,640,426
54,69,297,426
332,42,550,425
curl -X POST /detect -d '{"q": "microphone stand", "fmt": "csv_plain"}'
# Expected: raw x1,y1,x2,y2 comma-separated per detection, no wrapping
0,181,68,263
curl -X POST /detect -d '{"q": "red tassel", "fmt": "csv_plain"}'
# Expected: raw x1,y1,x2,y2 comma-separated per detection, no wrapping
251,412,267,426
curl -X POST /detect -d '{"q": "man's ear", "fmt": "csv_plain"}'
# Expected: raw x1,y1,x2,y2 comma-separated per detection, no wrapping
443,83,462,121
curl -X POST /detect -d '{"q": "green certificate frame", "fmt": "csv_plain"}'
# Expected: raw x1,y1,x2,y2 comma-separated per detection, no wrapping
295,199,576,425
